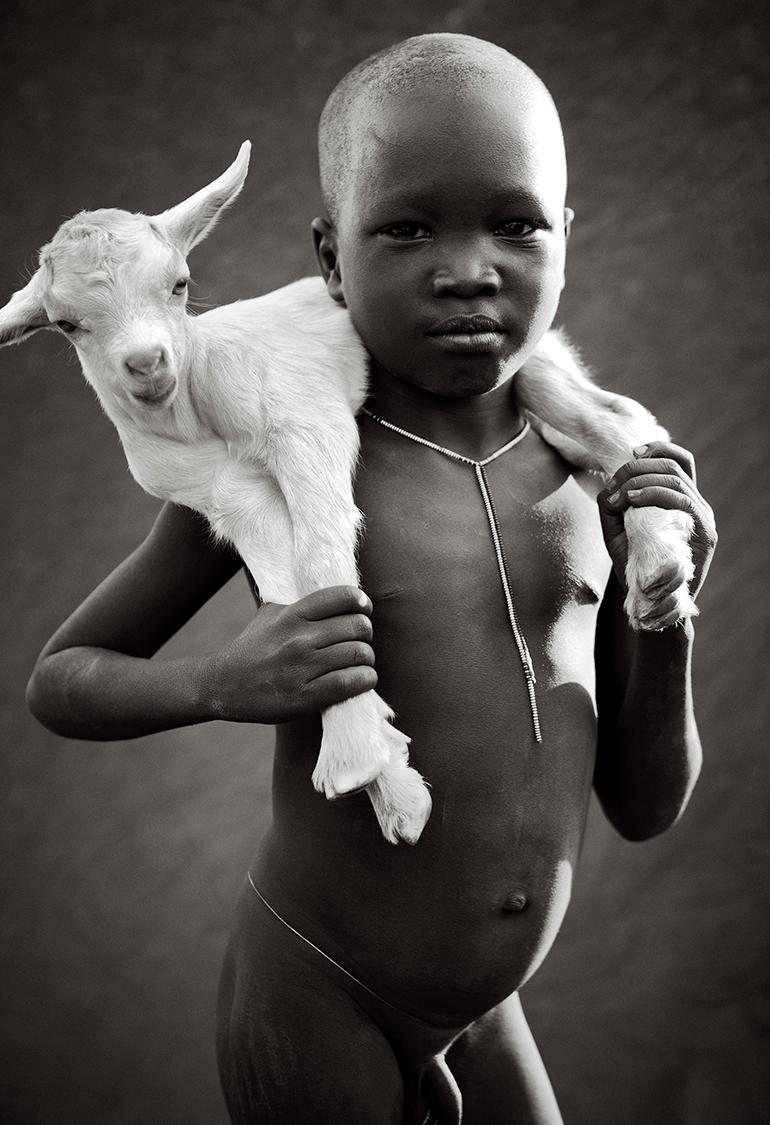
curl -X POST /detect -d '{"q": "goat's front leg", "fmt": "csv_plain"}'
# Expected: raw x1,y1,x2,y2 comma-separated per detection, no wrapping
270,422,432,845
207,465,301,606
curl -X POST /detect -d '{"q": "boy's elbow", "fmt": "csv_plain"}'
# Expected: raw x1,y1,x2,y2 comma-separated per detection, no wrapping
26,661,58,733
598,779,700,842
26,658,79,739
608,807,683,842
595,728,703,842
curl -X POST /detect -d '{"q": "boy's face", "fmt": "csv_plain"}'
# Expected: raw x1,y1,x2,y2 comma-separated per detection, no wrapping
317,81,572,399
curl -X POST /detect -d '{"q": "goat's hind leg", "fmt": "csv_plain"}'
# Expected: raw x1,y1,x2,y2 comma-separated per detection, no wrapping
516,338,697,630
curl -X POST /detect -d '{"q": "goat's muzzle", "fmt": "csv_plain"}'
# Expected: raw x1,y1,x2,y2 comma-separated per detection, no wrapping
124,347,177,408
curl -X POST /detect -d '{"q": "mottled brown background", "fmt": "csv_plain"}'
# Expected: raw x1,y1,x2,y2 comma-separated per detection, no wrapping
1,0,768,1122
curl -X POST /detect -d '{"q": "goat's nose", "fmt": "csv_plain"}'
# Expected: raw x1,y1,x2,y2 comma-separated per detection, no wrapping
124,348,166,378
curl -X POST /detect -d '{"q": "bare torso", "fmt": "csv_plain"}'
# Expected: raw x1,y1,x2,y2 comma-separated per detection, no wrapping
251,415,611,1023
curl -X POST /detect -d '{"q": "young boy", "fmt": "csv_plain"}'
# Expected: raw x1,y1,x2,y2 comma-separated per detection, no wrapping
27,33,716,1125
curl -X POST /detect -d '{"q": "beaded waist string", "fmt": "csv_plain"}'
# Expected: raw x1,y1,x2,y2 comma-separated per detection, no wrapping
362,408,542,744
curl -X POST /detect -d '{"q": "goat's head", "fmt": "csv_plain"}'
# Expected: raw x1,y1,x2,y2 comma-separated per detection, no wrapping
0,141,251,415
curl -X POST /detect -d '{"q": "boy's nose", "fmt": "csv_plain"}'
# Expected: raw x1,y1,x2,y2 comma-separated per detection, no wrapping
431,264,502,299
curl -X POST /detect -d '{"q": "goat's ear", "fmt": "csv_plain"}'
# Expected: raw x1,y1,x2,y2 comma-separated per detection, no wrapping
156,141,251,255
0,273,51,347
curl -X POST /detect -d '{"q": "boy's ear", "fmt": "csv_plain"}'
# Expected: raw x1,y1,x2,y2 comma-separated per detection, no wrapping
558,208,575,293
311,217,346,307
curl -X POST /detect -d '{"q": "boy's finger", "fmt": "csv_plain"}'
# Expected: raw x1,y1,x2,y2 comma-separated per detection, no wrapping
605,472,699,508
305,665,378,709
605,457,694,495
597,489,630,532
296,586,373,621
313,612,373,647
621,485,697,515
596,494,629,573
309,640,376,678
631,441,697,484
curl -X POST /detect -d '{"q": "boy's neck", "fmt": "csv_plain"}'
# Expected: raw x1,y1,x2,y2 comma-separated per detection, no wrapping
364,363,525,463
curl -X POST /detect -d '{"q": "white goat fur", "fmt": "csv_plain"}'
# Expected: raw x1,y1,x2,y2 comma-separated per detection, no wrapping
0,142,695,844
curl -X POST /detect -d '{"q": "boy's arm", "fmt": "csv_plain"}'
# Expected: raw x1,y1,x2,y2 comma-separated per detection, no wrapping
593,575,701,839
592,441,717,840
27,502,377,741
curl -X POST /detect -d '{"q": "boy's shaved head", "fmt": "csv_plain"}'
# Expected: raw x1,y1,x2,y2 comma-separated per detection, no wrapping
318,33,566,225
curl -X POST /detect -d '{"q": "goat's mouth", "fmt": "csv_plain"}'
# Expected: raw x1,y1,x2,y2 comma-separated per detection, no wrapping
132,383,177,408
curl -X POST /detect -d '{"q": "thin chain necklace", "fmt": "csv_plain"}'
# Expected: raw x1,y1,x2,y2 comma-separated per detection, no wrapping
361,407,542,744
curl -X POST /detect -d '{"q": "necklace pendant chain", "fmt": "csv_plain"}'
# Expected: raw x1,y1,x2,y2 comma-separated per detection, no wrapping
361,408,542,744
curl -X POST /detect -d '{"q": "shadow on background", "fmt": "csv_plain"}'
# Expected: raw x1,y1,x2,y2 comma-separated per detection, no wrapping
0,1,768,1122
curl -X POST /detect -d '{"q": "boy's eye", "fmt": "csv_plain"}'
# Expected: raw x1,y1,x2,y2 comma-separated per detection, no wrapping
496,219,544,239
378,222,431,242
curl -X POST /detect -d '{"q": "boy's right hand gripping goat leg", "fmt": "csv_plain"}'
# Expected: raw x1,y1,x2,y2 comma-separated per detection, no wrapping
202,586,379,725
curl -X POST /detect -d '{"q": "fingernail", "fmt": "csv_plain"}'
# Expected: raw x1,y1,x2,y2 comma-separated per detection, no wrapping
357,590,369,607
627,489,641,498
633,444,649,457
608,491,621,504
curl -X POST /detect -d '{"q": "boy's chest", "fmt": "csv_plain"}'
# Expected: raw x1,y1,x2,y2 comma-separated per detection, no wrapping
354,428,611,630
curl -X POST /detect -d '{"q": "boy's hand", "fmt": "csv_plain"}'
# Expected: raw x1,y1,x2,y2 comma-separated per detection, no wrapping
202,586,377,724
597,441,717,612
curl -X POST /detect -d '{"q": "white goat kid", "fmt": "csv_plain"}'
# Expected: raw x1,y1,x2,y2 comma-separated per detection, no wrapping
0,143,697,843
1,142,428,845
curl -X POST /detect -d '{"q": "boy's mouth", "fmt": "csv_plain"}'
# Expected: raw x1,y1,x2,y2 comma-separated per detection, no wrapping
426,314,506,354
426,314,505,336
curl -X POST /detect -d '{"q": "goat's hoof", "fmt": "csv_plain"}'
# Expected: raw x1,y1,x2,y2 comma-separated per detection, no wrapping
624,577,698,631
390,801,433,846
311,739,391,800
382,720,411,768
323,720,411,795
316,761,386,800
623,509,697,631
313,698,411,800
384,787,433,846
366,766,433,845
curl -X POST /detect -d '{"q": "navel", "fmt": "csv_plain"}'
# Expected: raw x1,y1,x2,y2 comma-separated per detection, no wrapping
501,890,528,913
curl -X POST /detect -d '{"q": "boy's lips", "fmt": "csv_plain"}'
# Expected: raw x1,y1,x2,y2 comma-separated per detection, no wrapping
425,314,507,354
426,314,506,336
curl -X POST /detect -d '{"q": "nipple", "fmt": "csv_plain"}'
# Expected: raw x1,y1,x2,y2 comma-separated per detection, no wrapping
501,891,528,913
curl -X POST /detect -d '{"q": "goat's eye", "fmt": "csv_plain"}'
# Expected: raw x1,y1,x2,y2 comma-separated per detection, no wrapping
56,320,79,334
172,278,188,296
